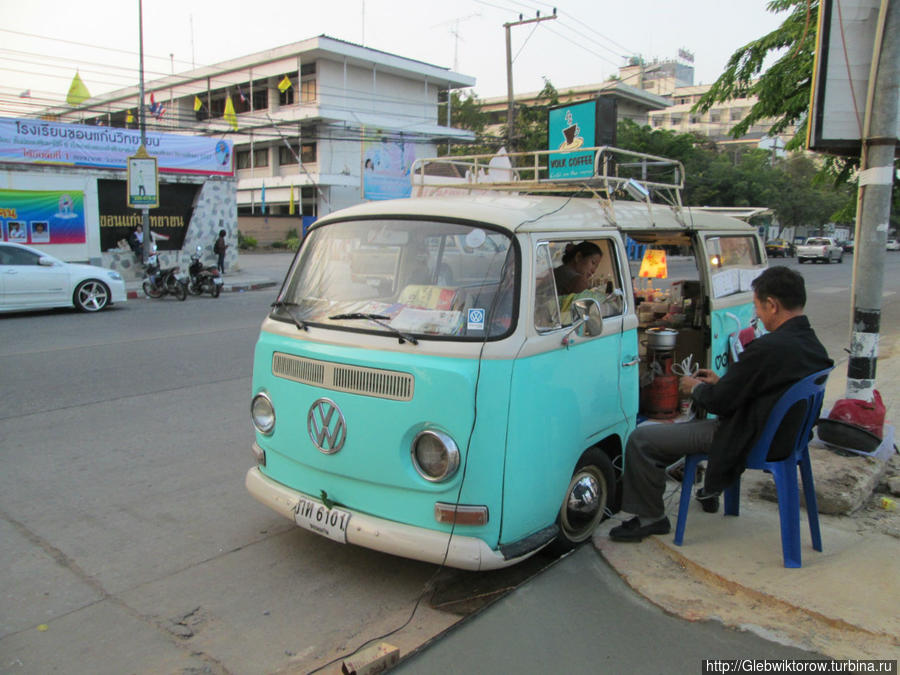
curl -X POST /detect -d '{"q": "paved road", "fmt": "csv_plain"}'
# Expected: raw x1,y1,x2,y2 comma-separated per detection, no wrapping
1,249,896,674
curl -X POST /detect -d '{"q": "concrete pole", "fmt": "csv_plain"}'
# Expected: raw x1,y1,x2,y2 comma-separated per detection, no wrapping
503,12,557,153
846,0,900,400
138,0,150,267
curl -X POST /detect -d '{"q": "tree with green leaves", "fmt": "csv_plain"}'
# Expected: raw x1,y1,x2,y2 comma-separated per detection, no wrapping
692,0,819,150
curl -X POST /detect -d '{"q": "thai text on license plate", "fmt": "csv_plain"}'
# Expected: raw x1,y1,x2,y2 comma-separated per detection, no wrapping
293,497,350,543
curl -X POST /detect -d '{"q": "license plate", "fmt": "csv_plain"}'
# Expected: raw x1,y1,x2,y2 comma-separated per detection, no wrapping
293,497,350,543
213,277,223,285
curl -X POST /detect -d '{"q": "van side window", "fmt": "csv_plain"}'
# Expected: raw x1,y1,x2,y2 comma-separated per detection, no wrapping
707,235,761,268
534,243,562,331
537,239,624,329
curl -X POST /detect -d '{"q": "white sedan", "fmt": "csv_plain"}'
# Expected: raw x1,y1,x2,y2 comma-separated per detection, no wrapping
887,239,900,251
0,242,126,313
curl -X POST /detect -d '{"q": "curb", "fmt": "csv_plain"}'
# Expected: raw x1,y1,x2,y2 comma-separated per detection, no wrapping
125,281,277,299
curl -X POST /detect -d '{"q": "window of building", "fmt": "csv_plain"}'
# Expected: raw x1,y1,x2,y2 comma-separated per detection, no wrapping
730,108,744,121
252,80,268,111
651,116,662,127
236,150,251,169
690,115,700,124
300,78,317,103
710,111,721,123
279,75,296,106
278,142,316,165
670,115,682,126
253,147,269,167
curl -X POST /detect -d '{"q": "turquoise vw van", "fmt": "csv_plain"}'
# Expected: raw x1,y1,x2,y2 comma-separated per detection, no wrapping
246,148,766,570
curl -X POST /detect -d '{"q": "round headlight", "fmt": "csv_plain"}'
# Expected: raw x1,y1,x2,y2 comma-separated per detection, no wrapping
411,430,459,482
251,392,275,435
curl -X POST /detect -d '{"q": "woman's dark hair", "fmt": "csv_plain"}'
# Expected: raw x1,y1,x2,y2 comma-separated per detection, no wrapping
562,241,602,265
218,229,226,237
751,265,806,310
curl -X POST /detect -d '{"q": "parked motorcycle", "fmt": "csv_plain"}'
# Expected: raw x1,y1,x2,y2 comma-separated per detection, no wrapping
187,246,223,298
142,253,187,301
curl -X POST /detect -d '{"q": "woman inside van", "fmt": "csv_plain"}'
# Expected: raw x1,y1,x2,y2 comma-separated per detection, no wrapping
554,241,602,295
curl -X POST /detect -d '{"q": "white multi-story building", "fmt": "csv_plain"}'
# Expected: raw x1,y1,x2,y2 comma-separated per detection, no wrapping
49,35,476,235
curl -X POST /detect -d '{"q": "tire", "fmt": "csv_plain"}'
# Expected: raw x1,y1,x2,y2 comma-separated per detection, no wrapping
173,281,187,301
211,283,221,298
73,280,110,312
187,279,202,296
143,281,162,299
552,448,617,551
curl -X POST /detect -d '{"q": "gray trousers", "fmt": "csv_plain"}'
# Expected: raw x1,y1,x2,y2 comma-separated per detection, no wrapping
621,419,719,520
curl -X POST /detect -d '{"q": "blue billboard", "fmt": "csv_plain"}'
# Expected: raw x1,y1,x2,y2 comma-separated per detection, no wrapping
548,100,596,179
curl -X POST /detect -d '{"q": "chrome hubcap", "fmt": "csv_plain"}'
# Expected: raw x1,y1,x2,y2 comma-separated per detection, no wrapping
568,474,600,515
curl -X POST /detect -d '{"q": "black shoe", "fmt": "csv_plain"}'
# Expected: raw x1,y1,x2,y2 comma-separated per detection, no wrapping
609,516,671,542
695,487,720,513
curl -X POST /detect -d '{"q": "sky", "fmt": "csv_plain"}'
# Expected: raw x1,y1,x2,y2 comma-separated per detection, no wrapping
0,0,788,115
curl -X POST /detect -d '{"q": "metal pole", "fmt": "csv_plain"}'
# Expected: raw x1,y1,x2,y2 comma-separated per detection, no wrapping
138,0,150,266
505,21,514,151
846,0,900,400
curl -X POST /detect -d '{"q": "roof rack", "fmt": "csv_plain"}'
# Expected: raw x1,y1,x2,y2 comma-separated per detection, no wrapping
411,146,685,215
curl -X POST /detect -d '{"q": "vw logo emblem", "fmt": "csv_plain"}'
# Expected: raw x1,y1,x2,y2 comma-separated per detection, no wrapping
307,398,347,454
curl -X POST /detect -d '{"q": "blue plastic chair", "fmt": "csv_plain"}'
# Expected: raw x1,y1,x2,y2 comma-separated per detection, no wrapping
673,367,833,568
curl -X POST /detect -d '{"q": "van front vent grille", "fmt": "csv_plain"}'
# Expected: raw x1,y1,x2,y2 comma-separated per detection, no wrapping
272,353,414,401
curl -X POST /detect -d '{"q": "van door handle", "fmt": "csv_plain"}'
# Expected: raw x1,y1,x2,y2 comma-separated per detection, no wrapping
622,358,639,367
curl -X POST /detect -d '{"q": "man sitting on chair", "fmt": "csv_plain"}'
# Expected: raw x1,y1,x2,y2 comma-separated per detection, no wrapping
610,266,833,542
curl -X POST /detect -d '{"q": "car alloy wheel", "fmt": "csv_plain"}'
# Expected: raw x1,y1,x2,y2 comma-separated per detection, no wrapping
74,280,110,312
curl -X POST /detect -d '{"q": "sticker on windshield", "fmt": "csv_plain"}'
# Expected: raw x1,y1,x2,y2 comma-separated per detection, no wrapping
467,308,485,331
465,229,487,249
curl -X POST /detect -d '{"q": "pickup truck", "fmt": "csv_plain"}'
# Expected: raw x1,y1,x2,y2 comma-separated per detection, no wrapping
796,237,843,264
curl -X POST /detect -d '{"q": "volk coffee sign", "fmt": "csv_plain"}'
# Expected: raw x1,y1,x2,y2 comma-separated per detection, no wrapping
98,179,200,251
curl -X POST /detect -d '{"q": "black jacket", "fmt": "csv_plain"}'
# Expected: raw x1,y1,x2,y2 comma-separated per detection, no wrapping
691,315,833,492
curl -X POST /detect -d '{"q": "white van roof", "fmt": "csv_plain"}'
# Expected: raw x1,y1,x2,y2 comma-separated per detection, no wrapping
314,194,757,236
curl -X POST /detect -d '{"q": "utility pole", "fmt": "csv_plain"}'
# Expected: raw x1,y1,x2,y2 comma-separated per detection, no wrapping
504,10,557,151
138,0,150,266
846,0,900,401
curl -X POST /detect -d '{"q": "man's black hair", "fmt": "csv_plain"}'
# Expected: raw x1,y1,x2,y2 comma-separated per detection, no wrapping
751,265,806,310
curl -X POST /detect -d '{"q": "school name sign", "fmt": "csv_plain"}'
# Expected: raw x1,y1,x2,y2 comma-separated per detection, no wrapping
0,118,234,176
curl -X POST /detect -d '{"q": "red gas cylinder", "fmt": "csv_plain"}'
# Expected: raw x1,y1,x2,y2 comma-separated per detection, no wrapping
644,373,679,417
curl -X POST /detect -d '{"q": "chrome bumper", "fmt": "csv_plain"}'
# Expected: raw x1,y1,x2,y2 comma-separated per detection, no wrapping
245,466,529,571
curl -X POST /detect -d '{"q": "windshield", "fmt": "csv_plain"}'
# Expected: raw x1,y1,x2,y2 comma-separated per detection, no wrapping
273,218,517,340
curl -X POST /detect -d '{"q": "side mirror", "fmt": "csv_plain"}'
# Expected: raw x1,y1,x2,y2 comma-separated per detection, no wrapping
38,256,56,267
571,298,604,337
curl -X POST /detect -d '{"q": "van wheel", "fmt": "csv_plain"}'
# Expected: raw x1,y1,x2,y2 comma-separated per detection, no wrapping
552,449,616,552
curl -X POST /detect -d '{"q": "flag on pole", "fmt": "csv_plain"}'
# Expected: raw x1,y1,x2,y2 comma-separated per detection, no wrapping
277,75,292,93
223,96,238,131
193,95,203,112
126,109,134,125
66,71,90,106
289,185,295,215
237,84,247,104
148,93,166,120
261,183,266,214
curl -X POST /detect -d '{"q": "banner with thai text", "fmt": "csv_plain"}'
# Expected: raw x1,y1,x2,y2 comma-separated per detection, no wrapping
0,118,234,176
0,189,86,244
98,179,199,251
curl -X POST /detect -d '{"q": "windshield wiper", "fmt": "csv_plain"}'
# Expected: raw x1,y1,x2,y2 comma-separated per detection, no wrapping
329,312,419,345
270,301,309,331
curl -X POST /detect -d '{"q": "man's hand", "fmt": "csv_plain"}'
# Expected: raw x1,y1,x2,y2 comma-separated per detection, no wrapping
679,369,720,396
694,368,720,385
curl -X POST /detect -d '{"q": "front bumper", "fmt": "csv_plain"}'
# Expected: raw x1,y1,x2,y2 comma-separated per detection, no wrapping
245,465,529,571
